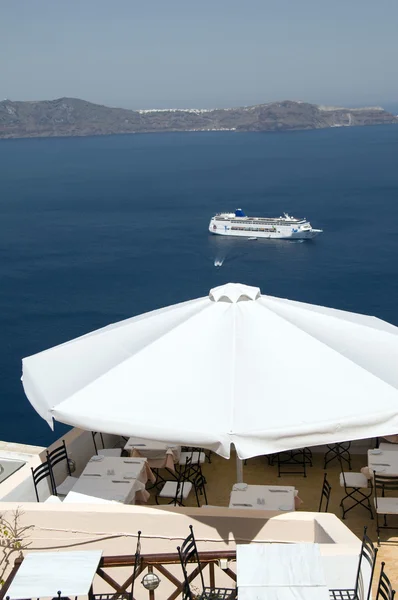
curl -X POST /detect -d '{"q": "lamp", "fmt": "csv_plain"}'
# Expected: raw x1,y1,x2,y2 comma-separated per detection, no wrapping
141,572,160,591
219,558,229,569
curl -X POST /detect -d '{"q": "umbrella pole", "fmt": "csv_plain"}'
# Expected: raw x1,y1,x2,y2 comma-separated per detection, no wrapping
236,455,244,483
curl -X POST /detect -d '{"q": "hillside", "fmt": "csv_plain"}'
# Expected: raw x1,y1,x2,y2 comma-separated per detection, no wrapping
0,98,396,139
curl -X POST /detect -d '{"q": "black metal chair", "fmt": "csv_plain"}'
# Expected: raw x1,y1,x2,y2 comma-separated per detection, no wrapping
155,457,193,506
92,531,141,600
191,469,208,507
31,460,54,502
52,592,75,600
329,526,378,600
131,530,142,598
181,446,212,464
46,439,77,497
338,456,373,519
318,473,332,512
92,431,122,457
177,525,237,600
277,447,312,477
324,441,352,470
50,593,75,600
373,473,398,545
178,447,206,473
376,561,396,600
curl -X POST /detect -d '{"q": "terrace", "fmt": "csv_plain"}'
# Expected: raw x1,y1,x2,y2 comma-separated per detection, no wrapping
0,428,397,598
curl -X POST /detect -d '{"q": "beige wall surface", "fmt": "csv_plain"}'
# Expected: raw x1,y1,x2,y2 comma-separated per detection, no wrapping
0,503,359,579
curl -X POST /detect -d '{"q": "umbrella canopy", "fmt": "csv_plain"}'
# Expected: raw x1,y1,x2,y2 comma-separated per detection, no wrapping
22,283,398,459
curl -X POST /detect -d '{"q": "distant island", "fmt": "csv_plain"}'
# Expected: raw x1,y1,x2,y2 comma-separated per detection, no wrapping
0,97,396,139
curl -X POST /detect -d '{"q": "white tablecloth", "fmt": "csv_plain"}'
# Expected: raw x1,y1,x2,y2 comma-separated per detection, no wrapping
368,449,398,475
67,476,144,503
65,456,149,504
83,455,150,482
229,485,296,511
6,550,102,598
321,554,362,591
63,491,119,504
237,543,329,600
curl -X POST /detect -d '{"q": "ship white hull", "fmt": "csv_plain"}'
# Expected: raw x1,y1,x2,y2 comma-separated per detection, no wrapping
209,221,322,240
209,227,321,240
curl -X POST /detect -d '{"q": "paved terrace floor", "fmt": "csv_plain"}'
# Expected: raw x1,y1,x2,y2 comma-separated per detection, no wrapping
147,449,398,589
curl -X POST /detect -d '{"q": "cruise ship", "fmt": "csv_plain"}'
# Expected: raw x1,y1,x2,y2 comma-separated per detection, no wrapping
209,209,323,239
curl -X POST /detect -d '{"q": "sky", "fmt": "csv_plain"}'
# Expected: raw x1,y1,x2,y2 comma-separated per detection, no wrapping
0,0,397,110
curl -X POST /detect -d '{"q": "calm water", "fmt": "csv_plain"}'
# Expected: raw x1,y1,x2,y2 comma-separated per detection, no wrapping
1,126,398,446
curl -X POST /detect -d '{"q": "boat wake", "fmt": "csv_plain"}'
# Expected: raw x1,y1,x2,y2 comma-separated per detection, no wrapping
214,257,224,267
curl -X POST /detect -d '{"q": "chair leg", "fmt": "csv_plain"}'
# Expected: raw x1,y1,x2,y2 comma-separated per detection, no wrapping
324,443,352,471
340,488,373,519
277,450,307,477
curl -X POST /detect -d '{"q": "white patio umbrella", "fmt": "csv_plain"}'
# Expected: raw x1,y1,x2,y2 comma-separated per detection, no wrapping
22,283,398,466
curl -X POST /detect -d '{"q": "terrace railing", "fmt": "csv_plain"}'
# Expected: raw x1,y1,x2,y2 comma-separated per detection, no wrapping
1,550,237,600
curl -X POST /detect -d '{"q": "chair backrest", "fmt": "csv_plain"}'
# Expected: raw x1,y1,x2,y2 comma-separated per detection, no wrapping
47,440,71,476
376,562,396,600
337,456,349,490
318,473,332,512
177,525,205,599
192,470,208,505
92,431,105,454
31,460,54,501
354,526,378,600
193,470,206,489
52,592,76,600
131,530,142,596
171,458,193,506
374,474,398,509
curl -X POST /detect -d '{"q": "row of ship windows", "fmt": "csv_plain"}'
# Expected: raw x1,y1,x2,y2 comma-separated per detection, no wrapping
216,219,302,225
231,227,277,232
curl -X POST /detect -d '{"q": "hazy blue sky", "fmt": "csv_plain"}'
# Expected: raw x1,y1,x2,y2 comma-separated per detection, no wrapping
1,0,397,109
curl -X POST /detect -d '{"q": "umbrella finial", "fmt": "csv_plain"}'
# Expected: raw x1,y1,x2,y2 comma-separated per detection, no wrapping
209,283,261,303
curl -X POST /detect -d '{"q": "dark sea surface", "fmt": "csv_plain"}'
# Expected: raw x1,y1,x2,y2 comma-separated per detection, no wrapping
1,126,398,446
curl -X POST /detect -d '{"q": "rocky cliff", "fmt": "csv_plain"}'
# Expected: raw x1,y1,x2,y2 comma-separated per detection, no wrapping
0,98,396,139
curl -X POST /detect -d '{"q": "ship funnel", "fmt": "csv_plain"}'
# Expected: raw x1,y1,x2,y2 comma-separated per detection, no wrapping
235,208,246,217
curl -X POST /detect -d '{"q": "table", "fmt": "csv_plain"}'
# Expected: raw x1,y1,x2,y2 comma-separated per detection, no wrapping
237,543,329,599
67,476,144,503
63,491,119,504
229,484,296,511
64,456,152,504
368,449,398,475
83,455,154,484
6,550,102,598
124,436,181,469
321,554,364,592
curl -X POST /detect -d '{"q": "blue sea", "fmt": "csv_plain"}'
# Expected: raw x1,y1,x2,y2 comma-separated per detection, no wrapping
1,126,398,446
